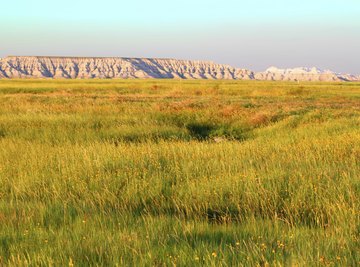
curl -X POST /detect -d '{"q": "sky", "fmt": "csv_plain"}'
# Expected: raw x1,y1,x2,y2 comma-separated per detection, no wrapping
1,0,359,73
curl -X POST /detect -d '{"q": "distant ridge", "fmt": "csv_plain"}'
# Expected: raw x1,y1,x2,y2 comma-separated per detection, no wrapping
6,55,179,60
255,66,360,82
0,56,358,81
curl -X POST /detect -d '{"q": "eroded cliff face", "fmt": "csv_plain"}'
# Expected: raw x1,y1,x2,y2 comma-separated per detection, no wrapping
254,67,359,82
0,56,254,80
0,56,358,81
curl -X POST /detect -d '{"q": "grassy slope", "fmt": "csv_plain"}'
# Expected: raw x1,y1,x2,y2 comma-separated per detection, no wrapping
0,79,359,266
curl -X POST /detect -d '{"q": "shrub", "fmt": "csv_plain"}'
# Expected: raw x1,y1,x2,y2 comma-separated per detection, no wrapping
186,122,249,141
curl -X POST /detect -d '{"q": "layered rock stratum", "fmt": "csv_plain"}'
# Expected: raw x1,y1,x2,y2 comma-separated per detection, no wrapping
255,67,360,82
0,56,254,80
0,56,358,81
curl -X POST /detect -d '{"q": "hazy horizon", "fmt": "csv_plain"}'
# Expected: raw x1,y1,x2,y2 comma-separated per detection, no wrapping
1,0,359,74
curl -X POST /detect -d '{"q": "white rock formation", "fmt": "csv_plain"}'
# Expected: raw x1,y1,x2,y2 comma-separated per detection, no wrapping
0,56,358,81
0,56,254,80
255,66,359,82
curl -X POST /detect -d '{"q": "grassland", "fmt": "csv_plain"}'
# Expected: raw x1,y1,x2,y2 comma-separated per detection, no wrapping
0,79,359,266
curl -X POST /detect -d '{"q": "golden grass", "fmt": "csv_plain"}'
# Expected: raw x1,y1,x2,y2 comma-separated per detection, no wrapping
0,79,359,266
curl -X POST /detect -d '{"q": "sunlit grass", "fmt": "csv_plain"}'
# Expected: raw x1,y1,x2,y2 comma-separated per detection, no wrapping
0,79,359,266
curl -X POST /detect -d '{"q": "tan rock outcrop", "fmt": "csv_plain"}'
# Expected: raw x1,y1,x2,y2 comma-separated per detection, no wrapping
0,56,254,80
0,57,358,81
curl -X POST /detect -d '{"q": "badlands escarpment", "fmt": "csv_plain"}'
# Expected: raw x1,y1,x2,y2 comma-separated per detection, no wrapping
0,56,254,80
0,56,358,81
255,67,359,82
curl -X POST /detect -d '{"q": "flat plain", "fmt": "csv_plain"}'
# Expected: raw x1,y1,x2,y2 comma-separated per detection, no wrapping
0,79,359,266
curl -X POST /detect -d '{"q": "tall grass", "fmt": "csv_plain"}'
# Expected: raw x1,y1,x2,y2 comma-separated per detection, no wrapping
0,79,359,266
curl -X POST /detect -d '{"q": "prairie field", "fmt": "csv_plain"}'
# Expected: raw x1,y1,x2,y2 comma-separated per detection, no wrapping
0,79,359,266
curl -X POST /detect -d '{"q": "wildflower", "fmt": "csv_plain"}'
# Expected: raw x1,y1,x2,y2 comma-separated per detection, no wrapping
277,241,285,248
211,252,217,258
194,256,199,261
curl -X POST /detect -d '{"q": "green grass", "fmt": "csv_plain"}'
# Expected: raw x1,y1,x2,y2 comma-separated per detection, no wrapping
0,79,359,266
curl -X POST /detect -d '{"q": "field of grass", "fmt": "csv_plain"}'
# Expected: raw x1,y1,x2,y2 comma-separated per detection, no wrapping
0,79,359,266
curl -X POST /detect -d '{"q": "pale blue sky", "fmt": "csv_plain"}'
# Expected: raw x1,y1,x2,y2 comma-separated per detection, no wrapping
1,0,359,73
